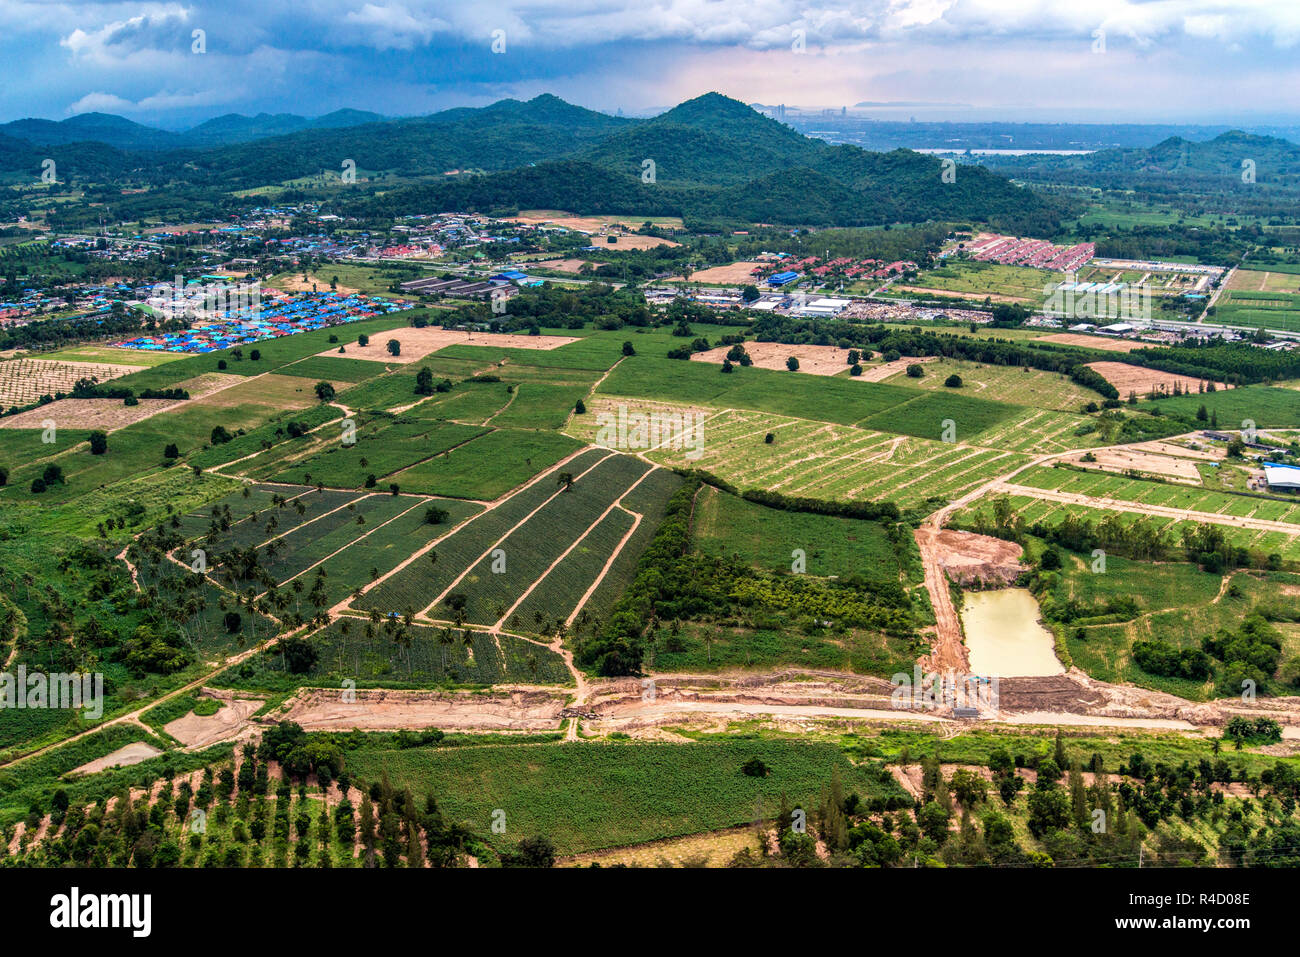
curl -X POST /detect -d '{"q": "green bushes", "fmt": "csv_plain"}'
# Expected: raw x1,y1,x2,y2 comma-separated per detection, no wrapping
580,480,699,676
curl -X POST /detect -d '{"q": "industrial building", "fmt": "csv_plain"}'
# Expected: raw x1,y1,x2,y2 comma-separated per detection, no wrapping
1263,462,1300,491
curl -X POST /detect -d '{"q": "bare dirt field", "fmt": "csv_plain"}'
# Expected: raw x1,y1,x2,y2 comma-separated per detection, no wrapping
0,371,244,431
1086,360,1229,396
0,397,174,431
928,528,1027,586
0,357,146,408
324,327,579,365
1061,448,1203,483
667,262,763,284
857,355,935,382
275,687,569,731
600,234,679,250
276,274,361,296
70,742,163,775
690,341,861,376
894,286,1030,304
1038,333,1147,352
143,222,223,235
563,827,758,868
532,258,610,274
507,212,683,239
1227,268,1300,293
164,692,266,749
1127,438,1224,462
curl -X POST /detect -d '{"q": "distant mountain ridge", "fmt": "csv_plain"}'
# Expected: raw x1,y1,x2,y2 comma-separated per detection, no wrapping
0,108,388,150
2,92,1061,232
978,130,1300,191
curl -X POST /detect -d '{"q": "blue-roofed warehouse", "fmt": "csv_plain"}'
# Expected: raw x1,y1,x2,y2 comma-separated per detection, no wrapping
768,271,800,286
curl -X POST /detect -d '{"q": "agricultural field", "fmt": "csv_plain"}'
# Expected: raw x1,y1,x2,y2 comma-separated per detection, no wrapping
1042,550,1300,696
0,356,145,408
878,357,1099,411
39,345,182,367
692,484,914,581
425,453,654,627
1141,384,1300,429
216,619,569,691
347,450,674,635
1226,267,1300,294
568,397,1045,509
270,419,489,489
595,355,1020,442
894,260,1062,304
1212,289,1300,332
345,738,906,856
1010,465,1300,526
956,491,1300,562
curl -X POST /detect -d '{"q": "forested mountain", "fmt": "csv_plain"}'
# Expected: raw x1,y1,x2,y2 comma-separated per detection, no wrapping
180,109,387,146
981,131,1300,193
4,92,1060,230
0,112,181,150
339,93,1059,230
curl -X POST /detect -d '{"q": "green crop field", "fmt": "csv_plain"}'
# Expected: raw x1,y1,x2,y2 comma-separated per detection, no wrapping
1011,465,1300,524
956,492,1300,562
693,484,913,580
216,619,569,691
1142,385,1300,429
271,419,489,489
390,428,583,500
569,399,1031,509
355,449,611,615
879,357,1101,411
344,739,907,855
898,260,1063,303
428,454,654,625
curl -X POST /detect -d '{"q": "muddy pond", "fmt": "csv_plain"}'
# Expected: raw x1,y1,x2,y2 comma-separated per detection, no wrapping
960,588,1065,678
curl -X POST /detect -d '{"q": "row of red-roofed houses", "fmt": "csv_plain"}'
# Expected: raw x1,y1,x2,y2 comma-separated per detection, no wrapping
966,234,1095,272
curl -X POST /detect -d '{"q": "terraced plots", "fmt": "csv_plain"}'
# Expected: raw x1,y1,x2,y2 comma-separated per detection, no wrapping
878,358,1100,412
956,469,1300,561
176,484,485,607
216,619,569,691
353,449,681,633
568,399,1032,510
1010,466,1300,526
596,356,1019,442
269,418,489,489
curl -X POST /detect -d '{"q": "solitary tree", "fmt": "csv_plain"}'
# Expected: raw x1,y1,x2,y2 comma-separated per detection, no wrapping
786,356,799,372
386,339,401,357
314,381,336,403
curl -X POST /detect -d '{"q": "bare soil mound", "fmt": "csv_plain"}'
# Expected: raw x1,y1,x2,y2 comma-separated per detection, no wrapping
276,687,568,731
930,529,1026,585
164,691,265,748
70,742,163,775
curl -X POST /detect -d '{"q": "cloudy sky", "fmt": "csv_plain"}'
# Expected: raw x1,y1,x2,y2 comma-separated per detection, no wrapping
3,0,1300,127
